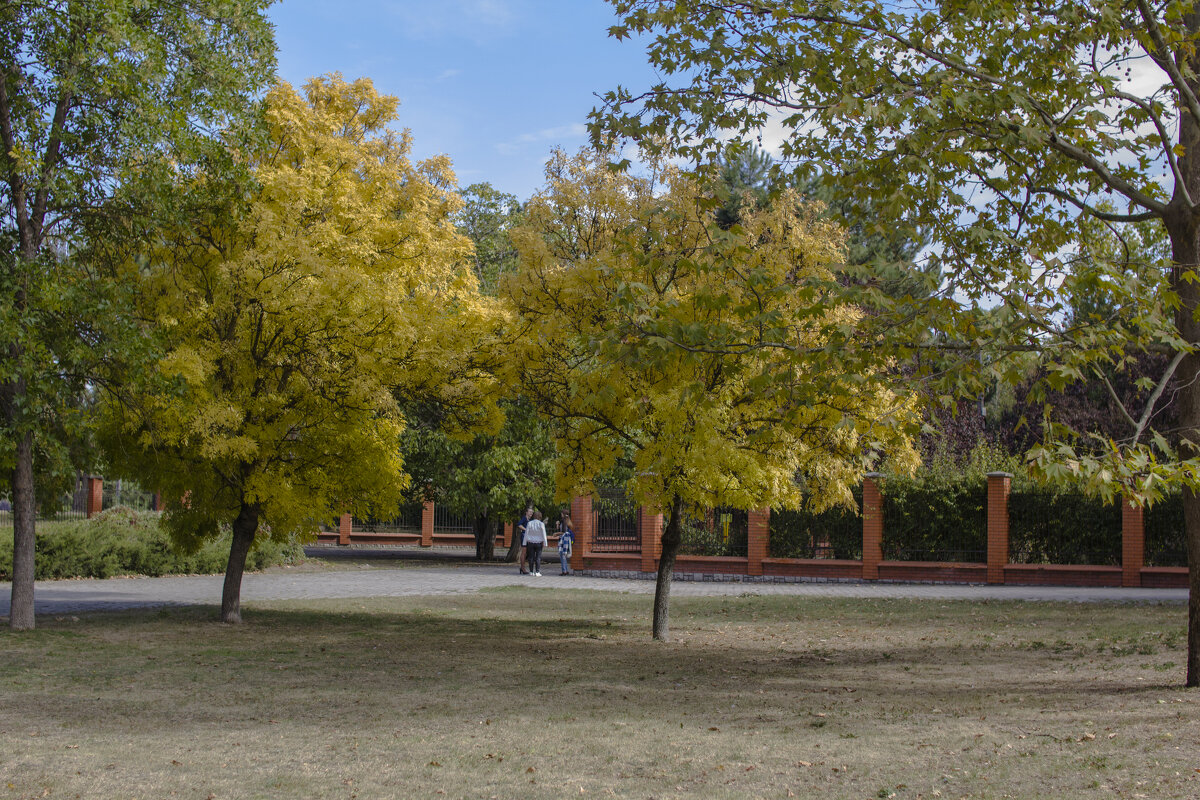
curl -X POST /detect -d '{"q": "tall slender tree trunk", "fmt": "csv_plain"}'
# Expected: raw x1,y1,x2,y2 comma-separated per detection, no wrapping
474,512,496,561
8,431,36,630
221,501,260,624
652,494,684,642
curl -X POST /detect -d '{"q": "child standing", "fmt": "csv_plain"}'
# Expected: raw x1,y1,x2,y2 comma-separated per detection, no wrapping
558,511,575,575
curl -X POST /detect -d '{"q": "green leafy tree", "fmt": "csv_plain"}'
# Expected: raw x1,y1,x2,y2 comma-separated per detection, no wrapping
103,75,497,623
0,0,275,630
400,397,556,560
592,0,1200,684
456,182,523,295
504,148,917,640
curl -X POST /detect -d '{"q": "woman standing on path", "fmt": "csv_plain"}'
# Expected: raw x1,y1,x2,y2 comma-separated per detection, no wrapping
524,510,548,576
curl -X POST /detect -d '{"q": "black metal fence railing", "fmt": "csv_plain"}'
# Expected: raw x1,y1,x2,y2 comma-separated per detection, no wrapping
1144,494,1187,568
769,491,863,560
433,504,473,534
678,506,749,557
102,481,157,512
591,486,640,552
1008,488,1121,566
883,480,987,563
353,501,424,534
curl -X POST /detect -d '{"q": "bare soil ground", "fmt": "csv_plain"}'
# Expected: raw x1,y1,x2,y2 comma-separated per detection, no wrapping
1,590,1196,799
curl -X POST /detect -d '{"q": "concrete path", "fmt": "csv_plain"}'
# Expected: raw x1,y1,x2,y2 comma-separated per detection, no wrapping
0,546,1188,616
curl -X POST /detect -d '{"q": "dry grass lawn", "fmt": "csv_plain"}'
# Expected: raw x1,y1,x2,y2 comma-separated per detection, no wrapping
1,590,1197,799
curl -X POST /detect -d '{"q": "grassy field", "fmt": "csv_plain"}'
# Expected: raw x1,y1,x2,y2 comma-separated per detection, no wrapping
1,590,1196,799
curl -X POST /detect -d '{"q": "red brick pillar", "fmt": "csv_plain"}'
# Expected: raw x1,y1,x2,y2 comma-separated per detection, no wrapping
501,521,513,549
862,473,883,580
748,508,769,576
986,472,1012,584
1122,498,1144,588
338,513,352,545
421,500,435,547
86,476,103,518
570,495,592,571
639,506,663,573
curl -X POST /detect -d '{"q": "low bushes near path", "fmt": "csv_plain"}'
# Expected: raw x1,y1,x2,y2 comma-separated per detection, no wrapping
0,506,304,580
1,592,1194,799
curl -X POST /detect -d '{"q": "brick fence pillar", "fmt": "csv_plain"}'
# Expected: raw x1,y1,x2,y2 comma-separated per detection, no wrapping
570,495,593,571
421,501,435,547
748,508,769,576
501,521,513,549
338,513,352,546
1122,498,1144,588
86,476,103,519
862,473,883,580
640,506,663,573
986,472,1012,584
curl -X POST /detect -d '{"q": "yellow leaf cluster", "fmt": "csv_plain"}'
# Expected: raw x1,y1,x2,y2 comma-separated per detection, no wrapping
504,148,916,515
104,74,502,544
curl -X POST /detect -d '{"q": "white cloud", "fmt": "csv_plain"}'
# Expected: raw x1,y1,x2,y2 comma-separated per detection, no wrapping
496,123,588,156
384,0,517,43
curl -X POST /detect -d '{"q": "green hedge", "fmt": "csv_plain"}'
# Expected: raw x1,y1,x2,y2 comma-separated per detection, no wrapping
1145,494,1187,567
0,506,305,581
882,476,987,563
1008,487,1121,566
769,488,863,560
679,508,748,557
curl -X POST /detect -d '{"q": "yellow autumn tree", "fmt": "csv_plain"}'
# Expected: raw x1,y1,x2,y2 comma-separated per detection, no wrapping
504,148,917,640
103,75,502,622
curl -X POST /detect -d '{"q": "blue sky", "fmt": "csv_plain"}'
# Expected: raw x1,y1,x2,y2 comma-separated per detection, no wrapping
269,0,660,201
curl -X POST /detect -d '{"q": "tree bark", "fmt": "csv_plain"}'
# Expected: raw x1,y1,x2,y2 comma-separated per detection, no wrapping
474,513,496,561
220,501,259,624
8,431,36,630
652,494,684,642
1165,220,1199,687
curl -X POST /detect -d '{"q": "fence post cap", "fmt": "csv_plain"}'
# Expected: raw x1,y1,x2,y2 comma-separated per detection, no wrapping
864,472,884,479
986,472,1014,478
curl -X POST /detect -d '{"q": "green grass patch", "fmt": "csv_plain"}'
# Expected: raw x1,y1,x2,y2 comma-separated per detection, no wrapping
1,593,1196,799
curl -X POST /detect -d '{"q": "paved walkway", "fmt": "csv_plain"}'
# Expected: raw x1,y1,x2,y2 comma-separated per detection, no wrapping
0,547,1188,616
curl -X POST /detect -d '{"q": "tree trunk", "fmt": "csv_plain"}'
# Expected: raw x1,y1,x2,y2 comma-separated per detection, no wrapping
221,502,259,624
8,431,36,630
1165,224,1200,687
503,516,520,563
652,494,684,642
474,513,496,561
1167,13,1200,686
1166,214,1200,687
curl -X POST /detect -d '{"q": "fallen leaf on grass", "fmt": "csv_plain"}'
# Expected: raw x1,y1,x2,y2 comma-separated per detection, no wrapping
428,761,441,767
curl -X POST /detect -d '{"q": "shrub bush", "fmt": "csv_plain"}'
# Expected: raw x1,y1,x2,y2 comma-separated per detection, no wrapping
769,488,863,560
1144,493,1187,567
678,508,748,557
882,474,987,562
0,507,305,580
1007,487,1121,566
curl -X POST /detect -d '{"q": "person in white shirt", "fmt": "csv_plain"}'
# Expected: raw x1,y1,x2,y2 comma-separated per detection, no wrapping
524,510,548,576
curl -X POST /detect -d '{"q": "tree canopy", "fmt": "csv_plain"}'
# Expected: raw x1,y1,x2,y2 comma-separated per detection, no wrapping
103,75,501,622
591,0,1200,684
1,0,276,629
503,148,916,639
